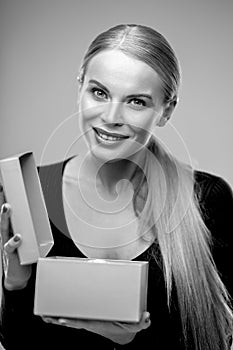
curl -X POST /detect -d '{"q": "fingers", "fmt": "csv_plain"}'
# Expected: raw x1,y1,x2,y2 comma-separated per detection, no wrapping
42,316,74,328
115,311,150,332
42,311,151,333
0,203,21,253
42,316,89,329
42,313,151,346
0,201,32,290
0,184,4,205
0,203,11,244
4,234,22,254
140,311,151,329
0,184,6,207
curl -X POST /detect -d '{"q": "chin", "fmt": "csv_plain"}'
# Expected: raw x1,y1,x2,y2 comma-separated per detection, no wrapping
90,149,120,163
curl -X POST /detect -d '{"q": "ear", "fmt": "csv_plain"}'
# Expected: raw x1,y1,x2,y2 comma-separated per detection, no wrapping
78,68,85,83
77,69,85,104
156,97,178,127
77,68,85,90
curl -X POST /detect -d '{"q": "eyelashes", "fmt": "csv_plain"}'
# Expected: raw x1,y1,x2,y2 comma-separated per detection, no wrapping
91,87,108,100
130,99,146,107
89,87,147,110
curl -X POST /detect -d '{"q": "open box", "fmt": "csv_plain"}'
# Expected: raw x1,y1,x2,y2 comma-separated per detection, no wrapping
0,152,54,265
34,257,148,322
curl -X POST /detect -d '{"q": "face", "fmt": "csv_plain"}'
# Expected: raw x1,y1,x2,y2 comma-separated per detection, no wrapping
78,49,170,163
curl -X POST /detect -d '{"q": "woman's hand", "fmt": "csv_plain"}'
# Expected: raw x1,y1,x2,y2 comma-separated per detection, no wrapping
0,200,32,291
42,311,151,345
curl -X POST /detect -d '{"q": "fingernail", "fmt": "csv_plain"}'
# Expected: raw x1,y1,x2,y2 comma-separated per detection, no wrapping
14,234,21,242
1,204,8,214
145,313,150,323
58,318,67,324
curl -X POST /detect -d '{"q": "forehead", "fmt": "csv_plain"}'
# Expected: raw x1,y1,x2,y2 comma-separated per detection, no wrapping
85,50,163,95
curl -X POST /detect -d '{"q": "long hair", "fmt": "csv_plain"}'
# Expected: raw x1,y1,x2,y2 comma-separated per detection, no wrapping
80,24,233,349
140,137,233,349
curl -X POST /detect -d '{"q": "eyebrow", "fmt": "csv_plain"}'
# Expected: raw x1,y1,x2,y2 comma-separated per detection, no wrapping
88,79,153,100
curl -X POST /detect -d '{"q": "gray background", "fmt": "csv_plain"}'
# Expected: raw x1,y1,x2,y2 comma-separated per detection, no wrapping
0,0,233,186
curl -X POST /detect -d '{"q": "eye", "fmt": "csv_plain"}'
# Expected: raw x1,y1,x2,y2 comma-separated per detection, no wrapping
129,98,146,109
91,87,108,100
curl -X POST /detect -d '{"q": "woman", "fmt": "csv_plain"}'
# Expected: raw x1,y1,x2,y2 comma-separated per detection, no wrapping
0,24,232,349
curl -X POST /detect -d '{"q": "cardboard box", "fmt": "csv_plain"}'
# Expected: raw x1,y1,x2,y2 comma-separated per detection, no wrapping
0,152,54,265
34,257,148,322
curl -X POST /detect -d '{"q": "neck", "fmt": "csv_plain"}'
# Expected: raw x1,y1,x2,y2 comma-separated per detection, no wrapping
87,150,146,196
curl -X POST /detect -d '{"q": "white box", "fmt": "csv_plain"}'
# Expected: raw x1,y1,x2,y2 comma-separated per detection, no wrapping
0,152,54,265
34,257,148,322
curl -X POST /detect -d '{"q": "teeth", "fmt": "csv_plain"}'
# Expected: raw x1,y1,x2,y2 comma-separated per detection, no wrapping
98,131,123,141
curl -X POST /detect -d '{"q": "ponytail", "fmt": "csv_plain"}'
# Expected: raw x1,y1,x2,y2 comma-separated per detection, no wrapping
136,137,233,349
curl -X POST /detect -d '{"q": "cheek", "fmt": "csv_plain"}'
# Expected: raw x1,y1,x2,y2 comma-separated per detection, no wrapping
79,97,100,128
126,110,155,135
80,94,95,117
79,94,107,122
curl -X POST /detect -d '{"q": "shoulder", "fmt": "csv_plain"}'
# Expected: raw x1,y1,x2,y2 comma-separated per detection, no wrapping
37,156,75,189
194,171,233,296
37,156,74,175
194,169,233,242
194,169,233,207
194,169,233,249
36,156,75,214
36,157,75,239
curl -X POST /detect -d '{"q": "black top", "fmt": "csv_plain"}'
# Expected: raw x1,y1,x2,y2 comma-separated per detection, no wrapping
0,158,232,350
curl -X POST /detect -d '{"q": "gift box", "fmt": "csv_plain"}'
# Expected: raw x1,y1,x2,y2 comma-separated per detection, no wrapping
34,257,148,322
0,152,54,264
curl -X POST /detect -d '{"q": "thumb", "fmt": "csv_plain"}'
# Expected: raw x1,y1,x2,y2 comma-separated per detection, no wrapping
140,311,151,329
4,234,22,254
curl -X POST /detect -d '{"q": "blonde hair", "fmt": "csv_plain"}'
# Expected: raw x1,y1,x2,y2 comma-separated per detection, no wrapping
80,24,180,103
80,24,233,349
137,138,233,349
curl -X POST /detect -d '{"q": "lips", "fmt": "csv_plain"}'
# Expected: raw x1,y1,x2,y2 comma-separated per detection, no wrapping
93,127,129,139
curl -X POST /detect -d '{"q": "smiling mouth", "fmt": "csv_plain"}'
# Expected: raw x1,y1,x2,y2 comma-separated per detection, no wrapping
93,127,130,142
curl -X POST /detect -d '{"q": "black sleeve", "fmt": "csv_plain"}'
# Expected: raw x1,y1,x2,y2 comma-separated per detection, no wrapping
0,264,37,349
0,182,40,348
202,176,233,297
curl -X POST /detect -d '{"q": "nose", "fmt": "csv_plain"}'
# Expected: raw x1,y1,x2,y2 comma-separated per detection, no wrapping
101,101,123,125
